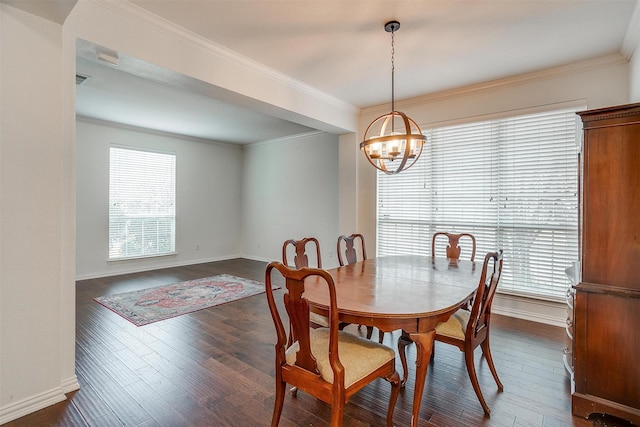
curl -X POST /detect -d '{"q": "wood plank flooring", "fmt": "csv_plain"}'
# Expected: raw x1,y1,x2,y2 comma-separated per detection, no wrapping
5,258,600,426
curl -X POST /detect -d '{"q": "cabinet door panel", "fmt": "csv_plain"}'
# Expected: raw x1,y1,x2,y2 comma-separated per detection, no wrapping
582,125,640,290
582,292,640,408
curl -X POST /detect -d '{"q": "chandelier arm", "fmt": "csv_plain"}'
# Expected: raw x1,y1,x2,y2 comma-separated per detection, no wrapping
393,113,413,172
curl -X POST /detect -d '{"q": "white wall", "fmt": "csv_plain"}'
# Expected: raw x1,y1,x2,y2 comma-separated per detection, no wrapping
241,132,340,267
76,118,243,279
338,133,359,236
0,4,78,423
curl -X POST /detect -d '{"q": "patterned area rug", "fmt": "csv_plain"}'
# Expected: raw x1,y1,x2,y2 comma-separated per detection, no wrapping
94,274,268,326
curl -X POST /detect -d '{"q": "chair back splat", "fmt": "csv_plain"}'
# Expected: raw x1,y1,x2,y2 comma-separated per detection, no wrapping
337,233,367,267
432,232,477,261
265,262,401,426
283,237,321,269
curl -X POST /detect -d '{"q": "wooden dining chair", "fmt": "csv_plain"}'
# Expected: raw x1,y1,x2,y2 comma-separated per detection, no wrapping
265,262,401,427
337,233,383,343
283,237,322,269
337,233,367,267
283,237,345,332
432,231,477,261
398,250,504,416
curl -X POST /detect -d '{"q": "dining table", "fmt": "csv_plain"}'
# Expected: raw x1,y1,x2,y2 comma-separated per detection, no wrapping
303,255,481,427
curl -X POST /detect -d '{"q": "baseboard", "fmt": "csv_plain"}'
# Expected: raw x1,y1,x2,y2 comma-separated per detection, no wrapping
493,293,567,327
0,386,67,425
61,376,80,394
240,254,273,263
75,254,242,280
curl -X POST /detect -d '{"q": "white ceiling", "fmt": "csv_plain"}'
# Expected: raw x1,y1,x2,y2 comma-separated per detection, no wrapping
68,1,640,143
128,0,638,106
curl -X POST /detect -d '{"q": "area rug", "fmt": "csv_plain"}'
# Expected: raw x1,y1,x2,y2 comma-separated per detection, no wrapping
94,274,269,326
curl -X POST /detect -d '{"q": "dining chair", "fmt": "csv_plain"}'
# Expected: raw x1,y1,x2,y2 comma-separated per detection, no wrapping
265,262,401,427
336,233,367,267
398,250,504,416
432,231,477,261
432,232,477,315
337,233,383,343
283,237,347,332
282,237,322,269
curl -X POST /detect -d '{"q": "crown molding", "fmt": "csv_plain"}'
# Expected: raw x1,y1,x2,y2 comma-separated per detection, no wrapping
363,53,628,116
88,0,358,115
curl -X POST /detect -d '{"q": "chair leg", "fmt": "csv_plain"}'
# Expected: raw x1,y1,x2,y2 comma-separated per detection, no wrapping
464,347,491,416
366,326,374,339
271,378,286,426
385,370,401,427
397,332,412,386
330,399,345,426
481,338,504,391
378,329,384,344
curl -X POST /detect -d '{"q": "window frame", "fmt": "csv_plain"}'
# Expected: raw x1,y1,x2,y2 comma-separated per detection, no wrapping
108,145,177,261
376,105,583,301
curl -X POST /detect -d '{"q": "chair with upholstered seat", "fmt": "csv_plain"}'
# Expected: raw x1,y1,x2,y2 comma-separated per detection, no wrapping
337,233,383,343
283,237,351,336
398,232,478,377
398,250,504,416
432,231,476,261
283,237,328,329
265,262,401,427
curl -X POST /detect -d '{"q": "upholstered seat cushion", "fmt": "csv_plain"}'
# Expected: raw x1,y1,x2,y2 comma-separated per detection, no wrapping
310,312,330,327
435,310,470,340
285,328,395,388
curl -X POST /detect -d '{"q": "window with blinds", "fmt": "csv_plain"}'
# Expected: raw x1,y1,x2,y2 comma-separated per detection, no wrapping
109,147,176,260
378,107,582,301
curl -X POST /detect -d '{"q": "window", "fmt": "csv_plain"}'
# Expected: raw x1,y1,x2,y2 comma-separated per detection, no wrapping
109,147,176,260
378,107,582,300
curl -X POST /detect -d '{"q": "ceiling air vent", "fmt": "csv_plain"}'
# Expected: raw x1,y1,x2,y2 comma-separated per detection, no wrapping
75,73,89,85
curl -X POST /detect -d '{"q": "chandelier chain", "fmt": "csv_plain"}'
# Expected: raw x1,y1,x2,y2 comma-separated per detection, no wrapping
391,29,395,113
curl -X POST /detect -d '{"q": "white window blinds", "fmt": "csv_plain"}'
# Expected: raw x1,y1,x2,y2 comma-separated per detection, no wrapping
378,107,581,300
109,147,176,260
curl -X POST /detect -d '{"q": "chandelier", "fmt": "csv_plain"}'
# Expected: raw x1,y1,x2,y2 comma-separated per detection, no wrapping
360,21,426,175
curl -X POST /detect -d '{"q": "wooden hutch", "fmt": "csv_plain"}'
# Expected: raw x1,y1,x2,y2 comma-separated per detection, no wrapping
572,103,640,424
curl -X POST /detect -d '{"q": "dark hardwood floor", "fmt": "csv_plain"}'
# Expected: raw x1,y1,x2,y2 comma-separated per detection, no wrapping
6,258,599,426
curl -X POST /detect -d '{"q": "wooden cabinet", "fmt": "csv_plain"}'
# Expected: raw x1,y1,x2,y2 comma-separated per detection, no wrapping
573,104,640,424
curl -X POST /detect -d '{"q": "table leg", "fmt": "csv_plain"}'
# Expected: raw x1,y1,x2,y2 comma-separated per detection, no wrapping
408,329,436,427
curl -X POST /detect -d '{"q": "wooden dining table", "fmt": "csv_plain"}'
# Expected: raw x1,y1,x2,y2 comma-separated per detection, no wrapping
303,255,481,427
